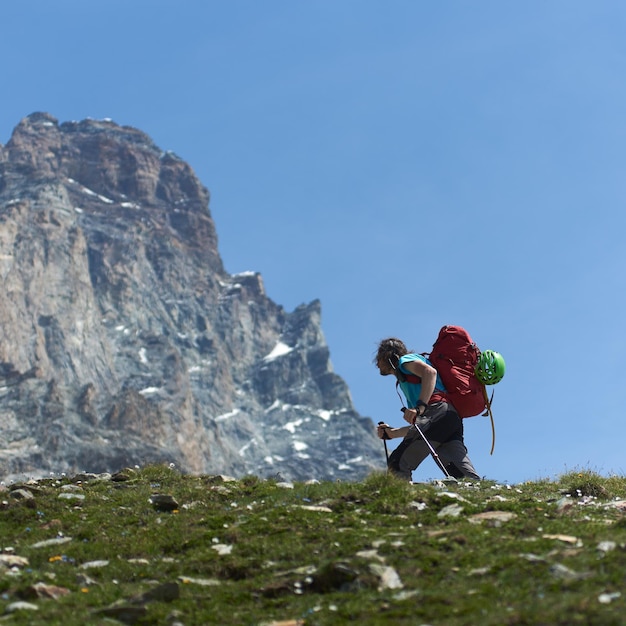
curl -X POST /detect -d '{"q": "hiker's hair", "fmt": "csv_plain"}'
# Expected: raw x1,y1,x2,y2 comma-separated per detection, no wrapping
374,337,409,369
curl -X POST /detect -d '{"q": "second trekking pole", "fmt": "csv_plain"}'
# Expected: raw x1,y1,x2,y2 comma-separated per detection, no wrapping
377,421,390,463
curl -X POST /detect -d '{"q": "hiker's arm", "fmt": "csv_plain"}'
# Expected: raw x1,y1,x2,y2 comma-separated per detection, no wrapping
403,359,437,405
377,423,410,439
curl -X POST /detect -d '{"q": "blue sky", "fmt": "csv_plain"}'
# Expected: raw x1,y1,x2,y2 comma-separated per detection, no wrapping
2,1,626,483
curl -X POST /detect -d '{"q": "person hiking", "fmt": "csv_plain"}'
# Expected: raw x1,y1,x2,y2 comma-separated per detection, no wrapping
374,337,480,481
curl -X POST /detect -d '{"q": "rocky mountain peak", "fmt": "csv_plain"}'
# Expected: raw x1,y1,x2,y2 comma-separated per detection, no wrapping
0,113,381,482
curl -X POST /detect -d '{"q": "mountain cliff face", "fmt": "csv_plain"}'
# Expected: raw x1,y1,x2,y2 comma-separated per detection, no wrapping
0,112,382,482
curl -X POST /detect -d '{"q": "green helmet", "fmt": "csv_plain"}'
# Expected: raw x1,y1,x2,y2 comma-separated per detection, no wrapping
475,350,506,385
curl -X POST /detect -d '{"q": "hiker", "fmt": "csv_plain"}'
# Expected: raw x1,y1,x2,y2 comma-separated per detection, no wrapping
374,337,480,481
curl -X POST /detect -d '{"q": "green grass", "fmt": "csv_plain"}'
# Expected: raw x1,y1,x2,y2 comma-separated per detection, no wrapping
1,466,626,625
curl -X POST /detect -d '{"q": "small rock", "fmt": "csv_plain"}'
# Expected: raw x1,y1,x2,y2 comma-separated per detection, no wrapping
355,549,385,562
297,505,332,513
605,499,626,511
72,472,110,482
310,562,358,593
150,494,179,512
60,484,82,492
549,563,589,581
9,488,34,500
542,534,580,545
437,504,464,518
519,553,547,563
0,554,29,568
111,468,137,482
93,605,148,624
178,575,221,587
432,479,458,488
597,541,617,553
22,582,71,600
258,579,294,598
58,492,85,501
489,495,508,502
469,511,517,525
369,563,403,590
204,474,238,484
555,497,574,513
80,560,110,569
598,591,621,604
31,537,72,549
438,491,469,503
41,519,63,530
130,582,180,604
5,601,39,613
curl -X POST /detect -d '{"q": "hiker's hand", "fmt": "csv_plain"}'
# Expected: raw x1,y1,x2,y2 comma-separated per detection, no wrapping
377,423,391,439
402,408,419,425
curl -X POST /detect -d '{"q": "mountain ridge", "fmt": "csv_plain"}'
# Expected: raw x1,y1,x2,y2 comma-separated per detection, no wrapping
0,112,382,483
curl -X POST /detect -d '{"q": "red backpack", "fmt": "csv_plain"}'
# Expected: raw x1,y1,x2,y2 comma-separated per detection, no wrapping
396,325,497,453
427,325,487,419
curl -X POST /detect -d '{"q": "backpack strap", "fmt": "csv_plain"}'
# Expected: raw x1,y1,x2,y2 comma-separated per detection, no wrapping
394,360,423,408
404,373,421,384
395,380,406,409
482,386,496,455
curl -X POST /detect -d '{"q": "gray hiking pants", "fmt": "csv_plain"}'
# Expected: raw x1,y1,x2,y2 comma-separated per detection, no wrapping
387,401,480,481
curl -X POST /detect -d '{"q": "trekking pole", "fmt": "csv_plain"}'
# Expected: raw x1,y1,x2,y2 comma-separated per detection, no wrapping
377,421,390,463
402,409,452,479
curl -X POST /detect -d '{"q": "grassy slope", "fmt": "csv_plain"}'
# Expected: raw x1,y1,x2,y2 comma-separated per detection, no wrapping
1,466,626,625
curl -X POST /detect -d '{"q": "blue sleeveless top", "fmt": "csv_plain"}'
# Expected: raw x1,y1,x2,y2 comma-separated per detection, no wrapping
397,353,446,408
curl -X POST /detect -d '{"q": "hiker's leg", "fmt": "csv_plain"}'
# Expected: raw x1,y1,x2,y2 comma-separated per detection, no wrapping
414,401,463,443
387,435,434,481
437,439,481,480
